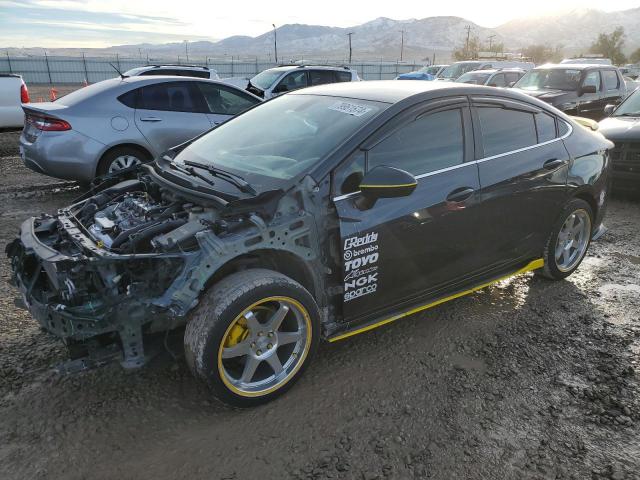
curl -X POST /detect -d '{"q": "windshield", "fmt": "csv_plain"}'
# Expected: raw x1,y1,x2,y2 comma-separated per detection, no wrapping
456,72,491,85
173,94,386,182
612,89,640,116
418,66,440,75
438,63,480,79
515,68,581,91
249,70,283,90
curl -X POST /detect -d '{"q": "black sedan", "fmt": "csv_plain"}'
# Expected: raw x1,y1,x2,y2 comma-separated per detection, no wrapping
7,81,613,407
599,88,640,191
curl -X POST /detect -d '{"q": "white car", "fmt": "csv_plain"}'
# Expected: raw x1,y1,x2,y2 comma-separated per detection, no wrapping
246,65,360,100
0,74,29,128
123,65,220,80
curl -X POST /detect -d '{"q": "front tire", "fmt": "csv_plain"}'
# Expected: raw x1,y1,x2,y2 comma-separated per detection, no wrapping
184,269,320,408
537,198,593,280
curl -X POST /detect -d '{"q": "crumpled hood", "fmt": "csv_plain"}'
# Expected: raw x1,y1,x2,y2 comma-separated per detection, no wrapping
598,116,640,142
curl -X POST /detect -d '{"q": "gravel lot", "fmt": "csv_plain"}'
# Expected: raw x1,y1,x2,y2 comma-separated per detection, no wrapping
0,132,639,480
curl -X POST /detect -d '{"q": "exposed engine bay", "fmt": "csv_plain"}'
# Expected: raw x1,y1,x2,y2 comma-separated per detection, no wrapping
6,173,324,370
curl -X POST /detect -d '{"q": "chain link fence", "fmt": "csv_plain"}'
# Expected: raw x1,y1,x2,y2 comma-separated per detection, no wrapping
0,55,424,84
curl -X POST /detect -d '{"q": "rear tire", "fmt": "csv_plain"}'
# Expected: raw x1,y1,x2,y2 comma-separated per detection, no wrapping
537,198,593,280
96,146,149,177
184,269,320,408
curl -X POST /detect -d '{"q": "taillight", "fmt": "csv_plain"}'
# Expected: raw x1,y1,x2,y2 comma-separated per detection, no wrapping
26,114,71,131
20,81,30,103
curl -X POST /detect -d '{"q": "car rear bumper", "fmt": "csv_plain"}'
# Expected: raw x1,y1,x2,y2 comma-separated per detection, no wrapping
19,129,104,182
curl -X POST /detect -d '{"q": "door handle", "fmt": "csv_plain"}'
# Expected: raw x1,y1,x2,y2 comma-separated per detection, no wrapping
543,158,565,170
446,187,475,202
140,117,162,122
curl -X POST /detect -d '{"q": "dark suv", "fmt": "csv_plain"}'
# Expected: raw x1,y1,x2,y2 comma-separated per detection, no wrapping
7,81,612,407
513,64,626,120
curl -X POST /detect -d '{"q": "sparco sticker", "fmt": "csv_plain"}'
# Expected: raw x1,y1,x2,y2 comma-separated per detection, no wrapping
343,231,380,302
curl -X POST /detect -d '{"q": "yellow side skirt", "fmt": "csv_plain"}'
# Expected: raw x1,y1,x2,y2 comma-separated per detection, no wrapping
329,258,544,343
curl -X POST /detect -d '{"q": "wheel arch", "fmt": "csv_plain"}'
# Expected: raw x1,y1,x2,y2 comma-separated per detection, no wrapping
205,248,326,308
96,142,153,176
571,190,598,223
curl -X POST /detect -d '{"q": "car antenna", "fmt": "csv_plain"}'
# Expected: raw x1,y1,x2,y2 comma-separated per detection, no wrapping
109,62,127,79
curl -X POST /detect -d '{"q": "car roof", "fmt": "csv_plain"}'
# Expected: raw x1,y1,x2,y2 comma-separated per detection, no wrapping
291,79,537,104
265,65,352,73
534,63,615,71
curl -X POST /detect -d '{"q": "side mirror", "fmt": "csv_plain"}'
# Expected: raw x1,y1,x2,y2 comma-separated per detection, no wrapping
507,81,516,88
356,165,417,209
273,83,288,94
603,104,616,116
580,84,597,95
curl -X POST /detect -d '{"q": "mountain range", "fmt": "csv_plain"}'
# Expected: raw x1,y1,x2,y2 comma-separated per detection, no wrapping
8,8,640,62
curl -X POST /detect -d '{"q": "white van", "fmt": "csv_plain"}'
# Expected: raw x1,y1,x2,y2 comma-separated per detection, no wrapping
437,60,534,82
0,74,29,128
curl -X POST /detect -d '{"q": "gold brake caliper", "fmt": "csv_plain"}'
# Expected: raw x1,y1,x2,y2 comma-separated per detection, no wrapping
224,318,249,347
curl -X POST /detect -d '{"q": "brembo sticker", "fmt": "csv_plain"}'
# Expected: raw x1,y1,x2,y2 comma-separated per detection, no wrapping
343,231,380,302
329,101,373,117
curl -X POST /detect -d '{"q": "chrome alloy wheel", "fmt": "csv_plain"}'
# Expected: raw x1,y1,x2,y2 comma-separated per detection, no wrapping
555,209,591,272
218,297,312,397
108,154,142,173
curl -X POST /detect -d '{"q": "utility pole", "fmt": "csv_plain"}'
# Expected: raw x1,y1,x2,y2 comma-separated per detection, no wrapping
184,40,189,62
399,29,405,62
465,25,471,56
487,34,496,53
347,32,353,63
272,24,278,64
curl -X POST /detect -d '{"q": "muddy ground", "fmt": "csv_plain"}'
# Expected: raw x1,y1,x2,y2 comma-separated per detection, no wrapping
0,131,639,480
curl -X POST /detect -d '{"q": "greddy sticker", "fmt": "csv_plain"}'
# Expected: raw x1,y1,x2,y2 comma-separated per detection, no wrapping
342,231,380,302
329,101,373,117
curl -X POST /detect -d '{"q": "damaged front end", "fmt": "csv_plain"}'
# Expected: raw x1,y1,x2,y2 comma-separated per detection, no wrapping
6,171,322,370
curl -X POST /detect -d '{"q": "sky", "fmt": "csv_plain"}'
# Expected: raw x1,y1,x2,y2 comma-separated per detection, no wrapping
0,0,639,48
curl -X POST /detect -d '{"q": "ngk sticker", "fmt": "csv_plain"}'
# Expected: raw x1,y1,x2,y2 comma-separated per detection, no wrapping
342,231,380,302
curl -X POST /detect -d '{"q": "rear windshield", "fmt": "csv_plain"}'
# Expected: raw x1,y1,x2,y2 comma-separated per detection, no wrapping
55,78,122,106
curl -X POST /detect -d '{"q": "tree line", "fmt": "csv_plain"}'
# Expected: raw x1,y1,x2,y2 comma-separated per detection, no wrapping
452,27,640,65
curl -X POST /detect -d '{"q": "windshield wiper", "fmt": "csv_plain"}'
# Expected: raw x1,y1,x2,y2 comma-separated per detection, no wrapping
616,112,640,117
182,160,257,195
168,161,217,187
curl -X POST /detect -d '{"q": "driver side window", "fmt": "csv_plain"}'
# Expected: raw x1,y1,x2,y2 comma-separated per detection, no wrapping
582,71,601,91
368,109,465,176
276,71,308,92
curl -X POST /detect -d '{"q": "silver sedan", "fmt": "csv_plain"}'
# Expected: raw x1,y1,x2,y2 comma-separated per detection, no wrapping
19,76,262,182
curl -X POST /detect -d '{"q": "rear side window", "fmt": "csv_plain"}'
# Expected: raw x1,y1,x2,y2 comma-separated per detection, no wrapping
602,70,620,90
335,71,352,82
118,89,137,108
309,70,335,86
478,107,537,157
138,82,201,112
198,83,259,115
368,108,464,175
535,112,556,143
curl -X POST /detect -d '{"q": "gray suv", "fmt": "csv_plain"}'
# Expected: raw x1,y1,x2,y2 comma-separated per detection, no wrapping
19,76,261,182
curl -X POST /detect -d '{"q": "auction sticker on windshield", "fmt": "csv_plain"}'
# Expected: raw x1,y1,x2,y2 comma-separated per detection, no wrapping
329,101,373,117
